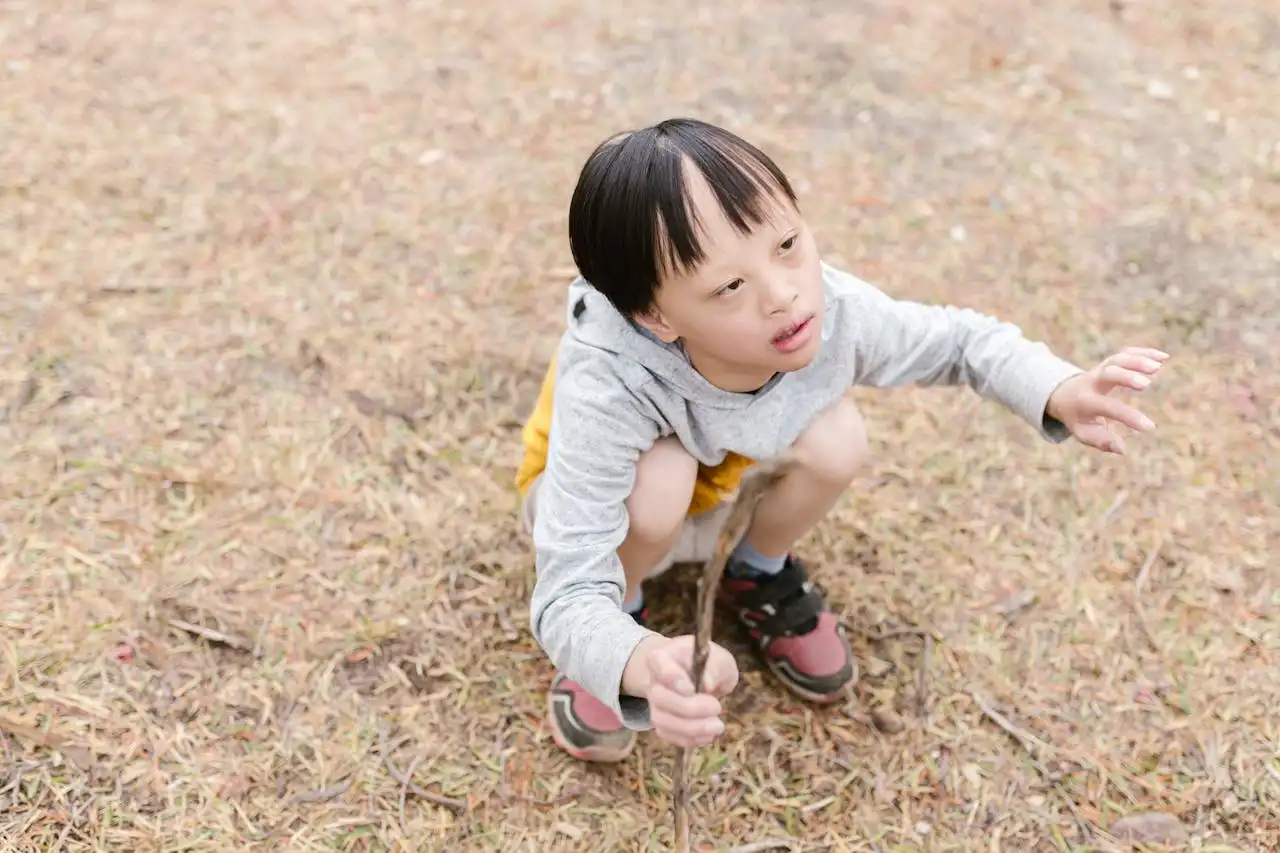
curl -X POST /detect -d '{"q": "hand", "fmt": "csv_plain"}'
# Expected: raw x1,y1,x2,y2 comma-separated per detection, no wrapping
1046,346,1169,455
622,634,739,748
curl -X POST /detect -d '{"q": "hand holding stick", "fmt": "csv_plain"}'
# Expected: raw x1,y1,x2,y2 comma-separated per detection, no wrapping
672,453,799,852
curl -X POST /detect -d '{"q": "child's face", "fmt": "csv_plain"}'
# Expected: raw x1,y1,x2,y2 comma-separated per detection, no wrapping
636,166,825,393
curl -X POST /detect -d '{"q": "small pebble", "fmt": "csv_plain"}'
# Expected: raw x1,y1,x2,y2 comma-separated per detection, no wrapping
950,224,967,243
1146,79,1174,100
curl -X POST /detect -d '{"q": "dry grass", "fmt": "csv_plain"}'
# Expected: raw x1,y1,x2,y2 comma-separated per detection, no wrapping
2,0,1278,850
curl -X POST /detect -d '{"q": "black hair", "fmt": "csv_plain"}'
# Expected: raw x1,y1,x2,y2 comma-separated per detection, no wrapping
567,118,799,318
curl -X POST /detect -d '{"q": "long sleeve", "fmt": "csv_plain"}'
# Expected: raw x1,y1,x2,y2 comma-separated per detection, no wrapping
839,276,1085,441
527,352,662,730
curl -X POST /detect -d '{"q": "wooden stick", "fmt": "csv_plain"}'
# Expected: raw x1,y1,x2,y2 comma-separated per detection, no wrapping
673,453,798,852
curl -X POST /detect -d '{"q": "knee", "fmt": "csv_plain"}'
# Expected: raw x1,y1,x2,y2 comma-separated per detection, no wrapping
626,437,697,548
793,393,871,486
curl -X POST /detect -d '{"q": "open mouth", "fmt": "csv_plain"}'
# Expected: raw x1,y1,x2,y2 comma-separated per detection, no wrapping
772,315,813,345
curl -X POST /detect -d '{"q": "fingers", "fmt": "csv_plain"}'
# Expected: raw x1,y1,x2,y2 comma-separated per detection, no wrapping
644,637,738,748
647,647,695,697
653,636,740,696
1087,394,1156,433
1101,351,1167,377
706,651,741,697
1115,346,1170,363
1072,418,1126,455
649,685,725,748
1097,363,1154,391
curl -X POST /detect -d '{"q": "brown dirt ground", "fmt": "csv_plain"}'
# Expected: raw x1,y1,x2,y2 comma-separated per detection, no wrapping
2,0,1279,850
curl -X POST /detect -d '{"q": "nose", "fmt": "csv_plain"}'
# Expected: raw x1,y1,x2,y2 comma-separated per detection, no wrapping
763,275,798,315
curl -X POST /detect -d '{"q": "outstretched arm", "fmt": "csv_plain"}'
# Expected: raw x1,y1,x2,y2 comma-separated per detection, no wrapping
838,274,1165,448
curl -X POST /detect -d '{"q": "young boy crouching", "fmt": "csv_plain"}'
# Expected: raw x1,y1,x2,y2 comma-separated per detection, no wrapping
514,118,1167,763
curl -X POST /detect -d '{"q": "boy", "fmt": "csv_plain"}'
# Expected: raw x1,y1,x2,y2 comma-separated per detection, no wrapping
515,118,1167,763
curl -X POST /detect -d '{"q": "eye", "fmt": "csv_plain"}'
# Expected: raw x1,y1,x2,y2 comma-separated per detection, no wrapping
779,234,798,252
715,279,743,297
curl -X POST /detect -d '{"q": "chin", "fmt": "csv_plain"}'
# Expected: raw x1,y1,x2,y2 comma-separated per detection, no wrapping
772,345,819,374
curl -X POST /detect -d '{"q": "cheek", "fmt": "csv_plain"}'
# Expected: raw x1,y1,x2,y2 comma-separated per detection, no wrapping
697,309,756,345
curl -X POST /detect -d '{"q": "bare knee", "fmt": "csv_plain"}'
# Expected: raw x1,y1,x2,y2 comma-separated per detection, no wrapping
625,436,697,549
792,393,871,486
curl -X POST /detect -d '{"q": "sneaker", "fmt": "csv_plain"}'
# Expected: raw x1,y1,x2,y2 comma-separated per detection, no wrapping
545,608,646,763
718,555,857,703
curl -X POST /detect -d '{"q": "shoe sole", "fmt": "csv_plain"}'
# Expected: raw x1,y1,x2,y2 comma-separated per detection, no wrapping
765,655,859,704
545,690,637,764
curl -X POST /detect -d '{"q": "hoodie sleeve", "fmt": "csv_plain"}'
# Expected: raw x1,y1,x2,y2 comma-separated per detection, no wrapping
840,274,1085,441
528,350,663,730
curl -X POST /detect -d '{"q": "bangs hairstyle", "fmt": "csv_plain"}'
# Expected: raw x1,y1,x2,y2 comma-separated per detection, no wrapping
567,118,798,318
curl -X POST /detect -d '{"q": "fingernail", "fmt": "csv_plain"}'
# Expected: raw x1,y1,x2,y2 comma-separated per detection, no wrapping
705,720,724,736
1134,375,1151,388
1140,415,1155,429
676,679,694,696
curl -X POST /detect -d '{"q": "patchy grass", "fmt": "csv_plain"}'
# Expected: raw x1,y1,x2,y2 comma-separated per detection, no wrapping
2,0,1278,850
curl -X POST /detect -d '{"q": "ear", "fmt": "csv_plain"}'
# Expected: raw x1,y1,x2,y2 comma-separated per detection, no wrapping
633,308,680,343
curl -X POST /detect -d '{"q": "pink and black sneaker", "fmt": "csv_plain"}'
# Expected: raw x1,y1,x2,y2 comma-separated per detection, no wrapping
545,608,646,763
718,555,857,703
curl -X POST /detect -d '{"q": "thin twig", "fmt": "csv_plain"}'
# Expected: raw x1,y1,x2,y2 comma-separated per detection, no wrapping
969,690,1052,756
727,841,836,853
399,755,421,830
164,617,252,652
673,454,798,853
291,778,352,805
1132,539,1165,653
916,632,933,718
862,626,929,642
969,689,1095,841
377,725,467,813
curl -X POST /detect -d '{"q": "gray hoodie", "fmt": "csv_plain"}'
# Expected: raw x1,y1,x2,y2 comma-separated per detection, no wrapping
528,262,1084,730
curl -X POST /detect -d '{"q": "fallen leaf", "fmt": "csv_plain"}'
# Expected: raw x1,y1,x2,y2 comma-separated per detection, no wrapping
554,821,584,840
870,707,905,734
962,763,982,786
345,648,374,664
863,657,893,678
994,589,1038,617
60,745,95,771
1108,812,1188,844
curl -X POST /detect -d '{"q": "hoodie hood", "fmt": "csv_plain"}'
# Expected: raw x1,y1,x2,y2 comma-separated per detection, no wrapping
561,275,718,399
